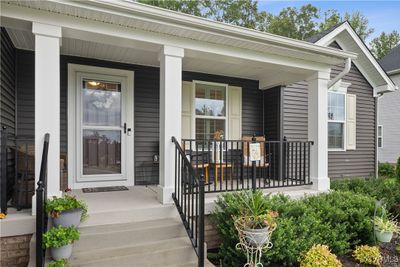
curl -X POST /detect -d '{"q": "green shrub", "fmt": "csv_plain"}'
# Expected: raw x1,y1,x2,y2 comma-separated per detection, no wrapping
299,244,342,267
379,162,395,177
211,190,375,266
396,244,400,255
331,177,400,218
48,259,68,267
43,226,80,249
46,195,88,222
352,245,381,266
396,156,400,180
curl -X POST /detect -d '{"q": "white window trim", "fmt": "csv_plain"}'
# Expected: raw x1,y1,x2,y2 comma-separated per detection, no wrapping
328,91,347,152
378,125,383,148
191,80,229,140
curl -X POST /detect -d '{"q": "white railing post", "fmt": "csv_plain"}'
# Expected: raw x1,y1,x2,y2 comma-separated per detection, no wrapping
307,71,330,191
158,45,184,204
32,22,62,214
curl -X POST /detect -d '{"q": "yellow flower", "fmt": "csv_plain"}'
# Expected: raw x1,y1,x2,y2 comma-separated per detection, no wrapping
0,213,6,219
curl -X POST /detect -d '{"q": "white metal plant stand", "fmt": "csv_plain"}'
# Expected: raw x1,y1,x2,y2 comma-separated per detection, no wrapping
234,218,276,267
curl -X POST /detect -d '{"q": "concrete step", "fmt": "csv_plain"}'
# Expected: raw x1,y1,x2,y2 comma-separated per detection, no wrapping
80,204,178,227
74,221,187,252
69,237,195,266
69,244,197,267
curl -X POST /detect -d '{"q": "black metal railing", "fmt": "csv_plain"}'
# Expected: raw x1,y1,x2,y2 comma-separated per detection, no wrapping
181,136,313,193
172,136,205,267
0,127,35,214
36,133,50,267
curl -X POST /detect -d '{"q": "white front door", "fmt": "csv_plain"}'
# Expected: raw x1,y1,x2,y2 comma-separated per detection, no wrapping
69,68,134,187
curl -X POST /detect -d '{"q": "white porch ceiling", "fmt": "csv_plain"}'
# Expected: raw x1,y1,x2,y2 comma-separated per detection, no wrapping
5,27,312,85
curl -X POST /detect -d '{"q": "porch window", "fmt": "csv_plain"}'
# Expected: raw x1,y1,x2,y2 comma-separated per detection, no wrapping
194,82,227,140
328,92,346,150
378,125,383,148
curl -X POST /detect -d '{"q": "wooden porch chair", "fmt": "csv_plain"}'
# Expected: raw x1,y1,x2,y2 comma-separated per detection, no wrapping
186,150,209,183
242,136,270,168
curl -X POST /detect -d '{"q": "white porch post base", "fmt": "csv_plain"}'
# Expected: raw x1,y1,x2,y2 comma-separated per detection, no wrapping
307,71,331,192
31,22,62,214
311,177,330,191
156,185,175,205
158,45,184,204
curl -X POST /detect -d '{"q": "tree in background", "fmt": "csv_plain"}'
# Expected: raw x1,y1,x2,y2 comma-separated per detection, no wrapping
266,4,319,40
319,9,341,31
370,31,400,59
344,11,374,41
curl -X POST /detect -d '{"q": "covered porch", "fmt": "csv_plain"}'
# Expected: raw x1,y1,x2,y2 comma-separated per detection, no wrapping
0,0,357,215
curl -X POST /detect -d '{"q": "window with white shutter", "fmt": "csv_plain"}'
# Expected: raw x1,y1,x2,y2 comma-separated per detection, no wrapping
181,81,242,140
346,94,357,150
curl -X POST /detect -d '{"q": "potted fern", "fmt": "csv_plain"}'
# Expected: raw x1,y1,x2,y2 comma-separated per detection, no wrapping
46,193,88,227
234,191,278,247
43,226,80,260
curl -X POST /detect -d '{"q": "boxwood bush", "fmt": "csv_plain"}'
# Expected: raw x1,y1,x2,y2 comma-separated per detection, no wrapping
331,177,400,217
211,190,375,266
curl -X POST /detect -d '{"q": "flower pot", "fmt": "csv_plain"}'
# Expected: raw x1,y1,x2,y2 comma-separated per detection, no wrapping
243,227,270,247
51,244,73,260
52,208,83,228
374,228,393,243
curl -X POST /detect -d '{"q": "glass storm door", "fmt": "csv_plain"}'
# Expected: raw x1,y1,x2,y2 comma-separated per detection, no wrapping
77,73,127,182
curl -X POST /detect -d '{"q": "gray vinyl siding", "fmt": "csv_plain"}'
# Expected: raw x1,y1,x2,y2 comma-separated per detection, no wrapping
16,50,34,137
263,87,281,141
14,51,264,185
1,28,16,198
1,29,16,135
378,73,400,163
282,63,377,178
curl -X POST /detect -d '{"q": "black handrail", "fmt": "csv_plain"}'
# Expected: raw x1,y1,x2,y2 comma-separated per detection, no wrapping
172,136,205,267
36,133,50,267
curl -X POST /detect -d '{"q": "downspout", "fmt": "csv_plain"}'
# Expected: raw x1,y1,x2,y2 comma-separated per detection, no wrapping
328,58,352,88
375,93,384,179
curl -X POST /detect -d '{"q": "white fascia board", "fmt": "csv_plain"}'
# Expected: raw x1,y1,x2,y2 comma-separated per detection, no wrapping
85,0,355,59
3,0,355,64
2,3,334,72
316,22,397,93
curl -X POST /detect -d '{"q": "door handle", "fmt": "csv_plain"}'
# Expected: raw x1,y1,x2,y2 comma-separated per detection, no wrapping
123,123,127,134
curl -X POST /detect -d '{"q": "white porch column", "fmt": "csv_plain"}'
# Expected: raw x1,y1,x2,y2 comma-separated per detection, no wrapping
157,45,184,204
307,71,330,191
33,22,62,203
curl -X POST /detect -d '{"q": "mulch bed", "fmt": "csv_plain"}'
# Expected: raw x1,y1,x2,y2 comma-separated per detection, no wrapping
208,236,400,266
339,236,399,267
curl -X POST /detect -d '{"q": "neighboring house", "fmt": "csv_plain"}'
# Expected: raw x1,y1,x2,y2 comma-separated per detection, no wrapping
0,1,396,266
378,44,400,164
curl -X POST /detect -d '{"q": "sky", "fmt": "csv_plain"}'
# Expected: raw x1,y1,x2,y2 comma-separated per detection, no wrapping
257,0,400,43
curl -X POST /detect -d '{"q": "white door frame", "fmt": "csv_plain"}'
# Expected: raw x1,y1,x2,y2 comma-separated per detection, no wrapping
68,64,134,189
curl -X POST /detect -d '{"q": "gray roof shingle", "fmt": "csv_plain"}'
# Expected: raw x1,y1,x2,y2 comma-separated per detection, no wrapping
379,44,400,72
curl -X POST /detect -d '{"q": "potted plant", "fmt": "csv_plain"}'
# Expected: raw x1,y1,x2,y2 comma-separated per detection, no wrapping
236,212,278,247
234,191,278,247
373,215,399,243
43,226,80,260
46,193,88,227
